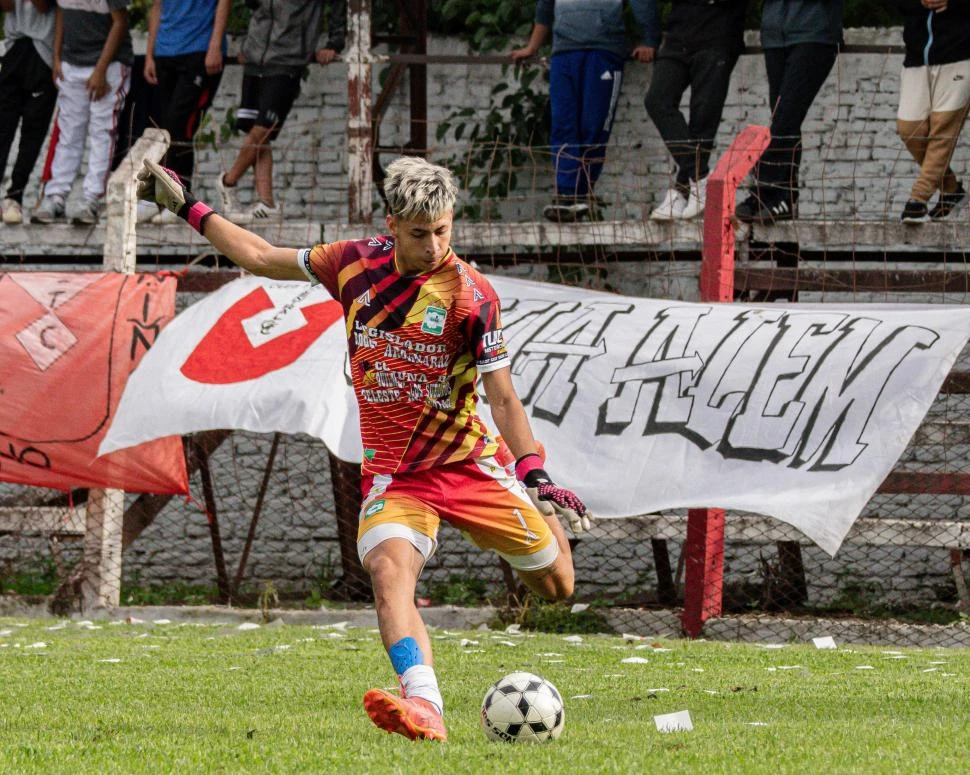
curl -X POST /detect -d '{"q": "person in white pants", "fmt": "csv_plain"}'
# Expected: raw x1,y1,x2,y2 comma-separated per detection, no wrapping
33,0,132,226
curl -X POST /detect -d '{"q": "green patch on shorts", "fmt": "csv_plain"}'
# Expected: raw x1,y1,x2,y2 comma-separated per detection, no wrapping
364,499,385,518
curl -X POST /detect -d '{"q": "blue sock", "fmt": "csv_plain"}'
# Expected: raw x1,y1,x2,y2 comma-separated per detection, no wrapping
388,636,423,676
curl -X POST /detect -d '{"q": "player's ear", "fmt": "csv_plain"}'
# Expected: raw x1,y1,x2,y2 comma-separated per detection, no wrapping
385,213,397,236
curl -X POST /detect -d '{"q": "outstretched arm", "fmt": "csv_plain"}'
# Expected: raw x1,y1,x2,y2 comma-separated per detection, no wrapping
137,159,305,280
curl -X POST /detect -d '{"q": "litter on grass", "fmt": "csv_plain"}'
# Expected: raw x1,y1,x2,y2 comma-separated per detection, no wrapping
655,710,693,732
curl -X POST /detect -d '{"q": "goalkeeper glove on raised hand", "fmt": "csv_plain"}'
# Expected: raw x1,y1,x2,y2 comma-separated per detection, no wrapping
514,452,592,535
136,158,215,235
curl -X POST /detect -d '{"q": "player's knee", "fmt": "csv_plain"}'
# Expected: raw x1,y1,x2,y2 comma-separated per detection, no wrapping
362,549,396,583
549,571,574,601
529,564,574,602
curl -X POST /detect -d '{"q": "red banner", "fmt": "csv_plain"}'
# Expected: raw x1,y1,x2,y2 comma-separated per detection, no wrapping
0,272,187,493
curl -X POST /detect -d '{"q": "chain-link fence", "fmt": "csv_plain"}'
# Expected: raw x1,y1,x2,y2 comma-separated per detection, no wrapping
2,34,970,645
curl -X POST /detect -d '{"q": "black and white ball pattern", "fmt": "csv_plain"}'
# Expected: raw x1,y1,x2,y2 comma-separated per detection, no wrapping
480,671,565,743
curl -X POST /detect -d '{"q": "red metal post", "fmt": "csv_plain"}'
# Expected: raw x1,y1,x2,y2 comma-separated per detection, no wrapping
682,125,771,637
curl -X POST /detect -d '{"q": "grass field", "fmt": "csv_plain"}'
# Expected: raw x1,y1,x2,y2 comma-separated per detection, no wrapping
1,614,967,774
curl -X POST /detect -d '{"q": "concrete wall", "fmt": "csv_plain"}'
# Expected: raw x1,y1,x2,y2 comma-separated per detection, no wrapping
2,28,967,613
179,28,952,224
6,28,952,226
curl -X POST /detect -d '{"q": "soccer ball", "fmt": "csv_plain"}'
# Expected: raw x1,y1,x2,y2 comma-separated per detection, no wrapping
480,671,565,743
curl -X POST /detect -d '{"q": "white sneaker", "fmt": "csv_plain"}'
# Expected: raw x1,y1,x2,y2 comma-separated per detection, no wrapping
150,208,182,225
681,176,707,219
137,200,160,223
244,199,283,223
33,194,66,224
2,198,23,225
650,187,688,221
71,197,105,225
215,174,242,215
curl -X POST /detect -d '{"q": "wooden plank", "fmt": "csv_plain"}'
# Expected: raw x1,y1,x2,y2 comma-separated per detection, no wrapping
736,267,970,293
0,506,86,536
879,472,970,495
3,219,970,260
0,221,322,259
942,372,970,395
177,270,245,293
594,513,970,549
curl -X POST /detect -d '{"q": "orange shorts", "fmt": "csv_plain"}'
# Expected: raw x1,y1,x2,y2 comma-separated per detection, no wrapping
357,456,559,572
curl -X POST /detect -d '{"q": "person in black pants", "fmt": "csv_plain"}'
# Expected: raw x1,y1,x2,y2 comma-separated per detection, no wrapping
0,0,57,225
139,0,231,223
735,0,843,224
645,0,747,222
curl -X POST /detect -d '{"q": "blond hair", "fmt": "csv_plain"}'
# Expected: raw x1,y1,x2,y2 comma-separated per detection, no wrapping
383,156,458,221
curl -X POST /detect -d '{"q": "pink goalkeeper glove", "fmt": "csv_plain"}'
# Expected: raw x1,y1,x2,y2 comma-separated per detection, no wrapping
515,453,592,534
136,158,215,235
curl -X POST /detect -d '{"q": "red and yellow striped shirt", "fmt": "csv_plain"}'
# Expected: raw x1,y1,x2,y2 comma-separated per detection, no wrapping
301,237,509,475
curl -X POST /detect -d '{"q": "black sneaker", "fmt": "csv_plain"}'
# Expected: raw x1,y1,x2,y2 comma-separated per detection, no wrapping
543,197,591,223
929,183,967,220
900,199,929,223
734,192,797,225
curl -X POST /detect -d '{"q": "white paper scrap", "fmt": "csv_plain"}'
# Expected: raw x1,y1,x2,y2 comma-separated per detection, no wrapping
563,635,584,644
621,657,649,664
237,622,261,631
812,636,837,649
570,603,589,613
655,710,693,733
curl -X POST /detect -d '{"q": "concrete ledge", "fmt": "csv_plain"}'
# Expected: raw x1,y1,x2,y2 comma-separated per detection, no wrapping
3,218,968,261
2,598,967,648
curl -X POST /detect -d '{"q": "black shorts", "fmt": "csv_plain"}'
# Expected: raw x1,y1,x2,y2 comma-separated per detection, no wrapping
234,72,302,139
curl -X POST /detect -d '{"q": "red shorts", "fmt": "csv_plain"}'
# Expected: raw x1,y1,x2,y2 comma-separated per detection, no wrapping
357,456,559,572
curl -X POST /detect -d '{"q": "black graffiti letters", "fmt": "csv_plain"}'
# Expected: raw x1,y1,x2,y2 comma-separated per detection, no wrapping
498,297,942,472
596,307,938,470
128,292,166,360
502,299,632,425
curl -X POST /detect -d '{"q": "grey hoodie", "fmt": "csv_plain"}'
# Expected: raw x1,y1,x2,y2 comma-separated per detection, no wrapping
242,0,346,77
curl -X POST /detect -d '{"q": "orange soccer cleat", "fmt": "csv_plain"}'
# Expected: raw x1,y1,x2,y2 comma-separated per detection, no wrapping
362,689,447,742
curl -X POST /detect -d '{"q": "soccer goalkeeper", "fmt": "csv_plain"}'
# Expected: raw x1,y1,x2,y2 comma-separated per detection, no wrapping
137,155,593,743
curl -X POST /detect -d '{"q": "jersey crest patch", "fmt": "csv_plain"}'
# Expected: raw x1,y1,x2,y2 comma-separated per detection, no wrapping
421,305,447,335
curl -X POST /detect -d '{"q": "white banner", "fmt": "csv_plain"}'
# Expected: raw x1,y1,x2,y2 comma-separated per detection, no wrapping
102,274,970,555
100,276,362,462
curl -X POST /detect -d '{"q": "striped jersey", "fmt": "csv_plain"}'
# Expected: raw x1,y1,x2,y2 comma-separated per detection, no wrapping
300,236,509,475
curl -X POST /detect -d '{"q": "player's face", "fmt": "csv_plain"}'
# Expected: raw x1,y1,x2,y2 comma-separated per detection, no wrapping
387,211,454,276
